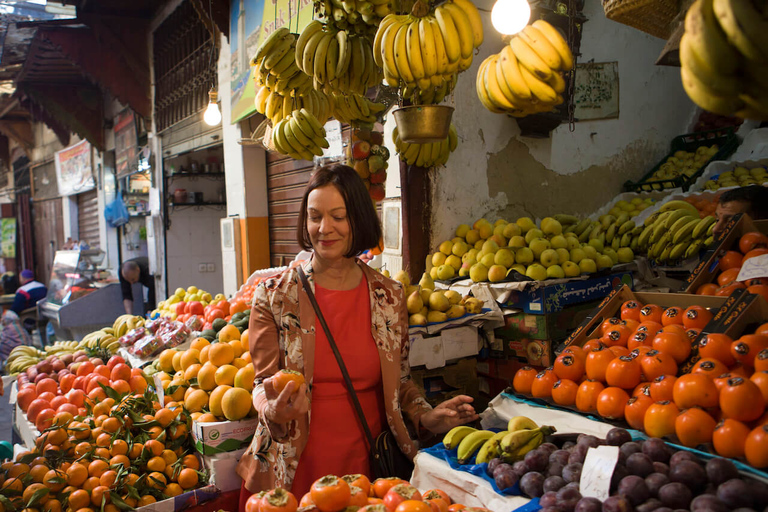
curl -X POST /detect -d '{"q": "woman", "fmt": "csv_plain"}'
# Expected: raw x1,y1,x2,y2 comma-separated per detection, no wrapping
236,164,478,506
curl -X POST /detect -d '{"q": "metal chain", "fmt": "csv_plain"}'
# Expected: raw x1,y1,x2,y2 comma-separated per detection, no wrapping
566,0,577,132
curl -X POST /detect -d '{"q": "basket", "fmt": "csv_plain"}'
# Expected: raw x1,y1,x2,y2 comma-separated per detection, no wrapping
392,105,454,143
623,127,738,193
602,0,680,39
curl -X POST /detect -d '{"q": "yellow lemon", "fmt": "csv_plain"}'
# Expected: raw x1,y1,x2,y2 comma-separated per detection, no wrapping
187,286,199,295
209,385,232,418
197,362,218,391
214,364,238,387
222,388,252,421
208,342,235,366
180,349,200,371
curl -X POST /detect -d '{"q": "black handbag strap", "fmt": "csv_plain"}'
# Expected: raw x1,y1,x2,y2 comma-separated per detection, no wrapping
297,266,377,449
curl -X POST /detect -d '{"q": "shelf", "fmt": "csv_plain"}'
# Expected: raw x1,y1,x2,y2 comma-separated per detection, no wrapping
129,212,150,217
165,172,225,182
168,202,226,212
124,192,149,197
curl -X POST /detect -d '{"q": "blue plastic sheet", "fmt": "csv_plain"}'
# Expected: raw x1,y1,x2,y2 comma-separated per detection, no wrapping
511,497,540,512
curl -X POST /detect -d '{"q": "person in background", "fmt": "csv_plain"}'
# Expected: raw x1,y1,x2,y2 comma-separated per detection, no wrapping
119,257,156,315
11,270,47,315
0,309,30,366
713,185,768,239
237,164,478,508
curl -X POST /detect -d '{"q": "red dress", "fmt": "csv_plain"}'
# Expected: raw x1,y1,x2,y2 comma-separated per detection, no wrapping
291,274,385,497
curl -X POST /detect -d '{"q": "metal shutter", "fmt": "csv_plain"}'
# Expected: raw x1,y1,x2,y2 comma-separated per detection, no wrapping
77,189,100,249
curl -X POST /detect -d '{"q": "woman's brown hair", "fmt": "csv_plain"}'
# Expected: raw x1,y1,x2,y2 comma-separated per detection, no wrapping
296,163,382,258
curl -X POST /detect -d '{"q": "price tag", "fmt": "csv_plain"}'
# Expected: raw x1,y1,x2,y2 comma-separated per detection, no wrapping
321,120,344,159
153,373,165,405
579,445,620,501
737,253,768,282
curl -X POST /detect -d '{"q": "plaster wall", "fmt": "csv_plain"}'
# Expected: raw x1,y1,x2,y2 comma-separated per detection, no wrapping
426,0,699,245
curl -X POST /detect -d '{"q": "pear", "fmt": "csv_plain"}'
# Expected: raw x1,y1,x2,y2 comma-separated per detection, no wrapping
427,310,448,323
428,292,450,312
406,290,424,314
393,270,410,287
406,285,420,297
446,305,466,319
409,314,427,326
419,272,435,291
444,290,462,304
419,288,433,305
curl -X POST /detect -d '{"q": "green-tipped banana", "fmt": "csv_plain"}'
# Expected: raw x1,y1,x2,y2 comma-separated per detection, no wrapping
500,425,555,455
631,225,645,237
442,425,478,450
554,214,579,225
644,211,662,227
637,224,655,250
669,214,697,238
618,220,636,236
606,224,616,244
620,232,632,248
669,241,689,261
503,431,544,463
650,219,668,244
693,215,716,239
704,235,715,247
615,212,630,227
507,415,539,432
573,219,592,236
600,215,616,229
475,430,510,464
457,430,496,464
673,217,701,244
686,239,706,259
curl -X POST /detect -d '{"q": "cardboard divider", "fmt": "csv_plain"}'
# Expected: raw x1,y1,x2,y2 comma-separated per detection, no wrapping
716,292,768,339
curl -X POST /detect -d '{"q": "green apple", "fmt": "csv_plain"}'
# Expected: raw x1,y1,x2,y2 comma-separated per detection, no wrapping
546,264,565,279
529,238,552,259
588,238,604,253
488,265,507,282
525,228,544,244
432,252,447,267
515,247,534,265
494,248,515,268
582,244,598,261
445,254,462,271
489,234,507,248
439,240,453,255
482,240,500,254
566,235,581,251
602,248,619,265
459,265,470,277
503,223,522,239
617,247,635,263
437,264,456,280
508,236,527,249
493,224,507,238
465,229,480,245
539,249,559,268
525,263,548,281
516,217,536,233
452,241,469,257
596,254,614,270
452,237,464,244
550,235,568,249
480,252,496,268
477,222,493,240
430,266,439,280
562,261,581,277
463,248,479,264
455,224,471,238
556,248,571,264
569,248,586,263
469,262,489,282
579,258,597,274
541,217,563,236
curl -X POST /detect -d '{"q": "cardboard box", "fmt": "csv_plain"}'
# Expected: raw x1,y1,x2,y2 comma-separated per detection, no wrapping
409,326,480,370
564,284,728,349
716,291,768,339
201,448,247,492
504,271,634,314
192,418,258,455
410,358,478,406
682,214,768,293
135,485,218,511
478,374,511,398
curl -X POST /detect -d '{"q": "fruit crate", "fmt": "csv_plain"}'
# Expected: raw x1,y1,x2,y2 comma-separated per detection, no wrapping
623,128,738,193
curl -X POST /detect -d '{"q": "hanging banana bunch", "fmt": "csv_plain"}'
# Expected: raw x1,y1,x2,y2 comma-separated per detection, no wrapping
392,124,458,167
271,108,330,161
316,0,393,37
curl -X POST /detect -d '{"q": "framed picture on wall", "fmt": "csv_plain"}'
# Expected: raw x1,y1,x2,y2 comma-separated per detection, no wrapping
574,62,620,121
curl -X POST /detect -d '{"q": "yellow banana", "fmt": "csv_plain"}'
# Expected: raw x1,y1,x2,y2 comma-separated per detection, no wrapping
684,0,741,76
498,45,533,101
442,425,478,450
519,62,557,103
475,430,510,464
452,0,483,48
457,430,495,464
681,65,743,116
532,20,573,70
520,24,562,71
419,18,438,78
442,1,474,60
680,33,741,96
507,416,539,431
712,0,768,64
406,20,425,80
510,35,552,81
435,5,461,64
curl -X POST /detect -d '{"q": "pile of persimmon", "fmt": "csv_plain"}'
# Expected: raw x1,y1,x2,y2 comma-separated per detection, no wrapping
0,389,207,512
696,231,768,297
512,299,768,468
244,475,479,512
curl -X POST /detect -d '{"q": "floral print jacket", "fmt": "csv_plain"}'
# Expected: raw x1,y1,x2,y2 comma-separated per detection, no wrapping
236,258,433,493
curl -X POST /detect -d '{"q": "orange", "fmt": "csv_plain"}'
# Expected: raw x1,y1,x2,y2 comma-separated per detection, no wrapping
29,464,49,483
512,367,538,395
182,454,200,470
129,443,143,459
673,373,719,409
596,387,629,420
99,470,118,487
217,324,241,343
90,485,110,506
745,424,768,468
43,469,67,492
147,472,167,490
110,455,130,470
88,459,108,478
144,439,164,457
575,379,604,413
147,456,166,473
165,483,184,497
719,376,765,422
155,408,179,428
82,476,101,492
177,468,199,489
675,407,716,448
24,483,50,505
138,495,157,506
1,477,22,492
110,439,129,457
551,379,578,406
208,342,235,366
66,463,88,487
713,418,750,458
68,489,91,510
643,401,679,438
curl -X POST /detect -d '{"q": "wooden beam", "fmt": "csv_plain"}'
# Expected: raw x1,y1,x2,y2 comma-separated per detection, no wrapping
399,161,431,278
79,14,150,84
0,120,34,149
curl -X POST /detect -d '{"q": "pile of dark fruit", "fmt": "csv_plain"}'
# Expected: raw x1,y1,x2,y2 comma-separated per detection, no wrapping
487,427,768,512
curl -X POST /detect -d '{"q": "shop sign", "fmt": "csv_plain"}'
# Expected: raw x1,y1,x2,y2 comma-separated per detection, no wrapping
54,139,94,196
0,218,15,258
229,0,314,123
574,62,619,121
114,109,138,179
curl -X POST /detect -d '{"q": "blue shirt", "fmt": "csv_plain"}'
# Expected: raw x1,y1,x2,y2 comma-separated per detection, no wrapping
11,280,47,314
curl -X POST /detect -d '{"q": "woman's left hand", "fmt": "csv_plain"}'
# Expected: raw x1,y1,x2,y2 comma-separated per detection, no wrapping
420,394,479,434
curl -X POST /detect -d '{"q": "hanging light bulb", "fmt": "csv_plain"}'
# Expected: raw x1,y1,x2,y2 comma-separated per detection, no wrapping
204,87,222,126
491,0,531,35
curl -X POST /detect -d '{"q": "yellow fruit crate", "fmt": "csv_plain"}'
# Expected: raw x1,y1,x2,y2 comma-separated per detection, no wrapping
602,0,680,39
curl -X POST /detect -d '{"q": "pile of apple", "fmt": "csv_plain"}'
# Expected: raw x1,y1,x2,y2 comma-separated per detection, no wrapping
349,127,390,202
428,217,632,283
151,285,225,322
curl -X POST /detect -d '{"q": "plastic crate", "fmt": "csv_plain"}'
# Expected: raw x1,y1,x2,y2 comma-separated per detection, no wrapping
623,127,738,193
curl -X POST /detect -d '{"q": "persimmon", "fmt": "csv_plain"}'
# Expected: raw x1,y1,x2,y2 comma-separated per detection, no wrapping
731,334,768,367
691,358,728,379
658,324,686,336
728,363,752,378
698,333,735,366
650,375,677,402
715,281,747,296
609,346,631,358
739,231,768,254
601,318,623,336
551,379,579,406
553,353,586,381
675,407,716,448
682,305,713,330
531,367,559,399
634,321,663,337
696,283,719,296
757,323,768,336
750,371,768,402
622,319,640,333
561,346,586,361
713,373,733,392
620,301,642,322
719,377,765,422
743,248,768,263
712,418,750,458
639,304,664,324
685,328,702,346
718,251,743,272
585,346,616,382
601,325,631,348
575,379,605,413
596,387,630,420
745,424,768,468
640,350,678,382
628,332,653,351
748,284,768,302
644,401,679,438
605,356,642,390
629,346,653,359
512,367,538,395
661,307,684,326
672,373,719,409
652,331,691,364
632,382,651,397
625,394,654,431
756,348,768,372
582,339,603,353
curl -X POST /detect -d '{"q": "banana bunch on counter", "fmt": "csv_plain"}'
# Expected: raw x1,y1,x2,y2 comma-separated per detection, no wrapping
112,314,145,338
636,201,716,264
5,346,45,374
78,328,120,353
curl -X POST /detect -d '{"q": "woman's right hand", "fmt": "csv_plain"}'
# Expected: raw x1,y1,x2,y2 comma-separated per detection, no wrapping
262,377,309,425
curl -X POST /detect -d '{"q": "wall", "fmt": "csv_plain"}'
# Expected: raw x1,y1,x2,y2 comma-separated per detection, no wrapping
422,0,698,245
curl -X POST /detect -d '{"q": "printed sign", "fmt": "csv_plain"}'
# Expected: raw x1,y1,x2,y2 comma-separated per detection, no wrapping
55,139,94,196
737,254,768,282
0,218,15,258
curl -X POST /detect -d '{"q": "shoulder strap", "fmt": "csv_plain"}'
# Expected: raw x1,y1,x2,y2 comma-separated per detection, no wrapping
297,266,376,449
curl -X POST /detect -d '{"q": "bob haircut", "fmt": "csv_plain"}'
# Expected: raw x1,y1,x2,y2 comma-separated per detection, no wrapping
296,163,382,258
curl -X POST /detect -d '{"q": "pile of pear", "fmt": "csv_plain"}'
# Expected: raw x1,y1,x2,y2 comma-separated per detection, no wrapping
605,197,657,220
392,270,483,327
703,165,768,190
642,146,719,189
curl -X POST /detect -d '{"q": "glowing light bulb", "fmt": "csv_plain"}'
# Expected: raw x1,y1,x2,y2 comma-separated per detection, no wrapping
491,0,531,35
204,89,222,126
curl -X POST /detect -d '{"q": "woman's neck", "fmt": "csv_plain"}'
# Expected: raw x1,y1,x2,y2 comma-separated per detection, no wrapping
312,255,362,290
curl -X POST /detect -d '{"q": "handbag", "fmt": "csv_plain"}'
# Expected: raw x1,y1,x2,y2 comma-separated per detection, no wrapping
298,267,414,481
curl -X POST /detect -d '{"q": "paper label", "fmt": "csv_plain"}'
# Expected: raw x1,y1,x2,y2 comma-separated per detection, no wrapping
736,253,768,282
153,373,165,405
321,120,343,159
579,445,620,501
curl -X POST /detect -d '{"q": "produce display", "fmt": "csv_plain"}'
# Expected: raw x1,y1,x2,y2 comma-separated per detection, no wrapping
603,197,658,221
643,146,720,186
350,127,391,202
476,20,573,117
702,164,768,190
635,201,717,265
695,230,768,296
679,0,768,120
392,269,483,326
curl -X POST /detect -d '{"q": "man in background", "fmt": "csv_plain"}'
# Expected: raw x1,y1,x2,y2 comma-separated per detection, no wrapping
11,270,47,315
712,185,768,238
120,257,156,315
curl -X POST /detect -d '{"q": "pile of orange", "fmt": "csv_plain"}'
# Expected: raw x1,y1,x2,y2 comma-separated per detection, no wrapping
245,474,473,512
513,299,768,468
696,231,768,297
0,390,206,512
682,193,720,218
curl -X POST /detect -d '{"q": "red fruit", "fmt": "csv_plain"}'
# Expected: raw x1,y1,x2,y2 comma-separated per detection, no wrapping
27,398,51,422
739,232,768,255
369,183,385,202
352,140,371,160
369,169,387,184
110,363,132,382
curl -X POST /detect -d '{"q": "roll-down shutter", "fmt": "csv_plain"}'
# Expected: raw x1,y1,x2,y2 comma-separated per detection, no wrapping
77,189,100,249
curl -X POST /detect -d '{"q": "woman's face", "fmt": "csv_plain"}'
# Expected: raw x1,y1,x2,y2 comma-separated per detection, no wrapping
306,184,352,260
